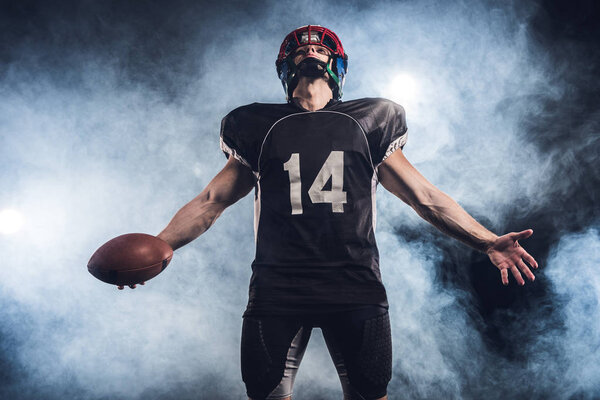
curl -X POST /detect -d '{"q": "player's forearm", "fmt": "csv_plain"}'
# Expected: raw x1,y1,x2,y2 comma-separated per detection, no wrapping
412,189,498,253
157,193,227,251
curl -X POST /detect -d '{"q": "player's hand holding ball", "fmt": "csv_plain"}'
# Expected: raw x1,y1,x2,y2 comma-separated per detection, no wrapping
88,233,173,290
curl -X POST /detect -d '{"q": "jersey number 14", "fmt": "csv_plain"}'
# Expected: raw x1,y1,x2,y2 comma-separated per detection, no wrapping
283,151,347,215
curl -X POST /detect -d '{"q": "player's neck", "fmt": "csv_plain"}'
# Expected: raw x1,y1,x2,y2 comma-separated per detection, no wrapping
292,77,333,111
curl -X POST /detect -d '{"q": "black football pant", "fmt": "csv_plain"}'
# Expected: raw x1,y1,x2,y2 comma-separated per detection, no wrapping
241,306,392,399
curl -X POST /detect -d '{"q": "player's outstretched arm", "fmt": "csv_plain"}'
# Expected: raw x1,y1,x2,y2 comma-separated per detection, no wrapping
378,150,538,286
157,157,254,251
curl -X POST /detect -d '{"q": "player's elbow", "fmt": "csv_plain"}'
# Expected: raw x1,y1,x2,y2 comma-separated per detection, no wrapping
198,188,232,212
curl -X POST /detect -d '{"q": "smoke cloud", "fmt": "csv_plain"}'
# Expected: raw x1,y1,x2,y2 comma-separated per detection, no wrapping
0,0,598,399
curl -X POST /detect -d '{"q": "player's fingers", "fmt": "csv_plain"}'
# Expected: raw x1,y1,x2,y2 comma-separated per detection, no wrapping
517,260,535,282
117,285,124,290
510,229,533,242
522,251,539,269
140,281,146,285
501,268,509,286
129,284,137,289
511,266,525,286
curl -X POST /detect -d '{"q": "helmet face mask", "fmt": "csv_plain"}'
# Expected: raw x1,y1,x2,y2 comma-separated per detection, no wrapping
276,25,348,101
296,57,329,78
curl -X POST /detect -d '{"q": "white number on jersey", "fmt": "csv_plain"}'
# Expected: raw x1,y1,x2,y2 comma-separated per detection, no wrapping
283,151,347,214
283,153,303,215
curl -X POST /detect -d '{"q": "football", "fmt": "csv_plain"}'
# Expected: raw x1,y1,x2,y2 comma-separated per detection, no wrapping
88,233,173,289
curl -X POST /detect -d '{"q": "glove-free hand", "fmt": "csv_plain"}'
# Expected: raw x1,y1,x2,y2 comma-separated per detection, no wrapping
486,229,539,286
117,282,145,290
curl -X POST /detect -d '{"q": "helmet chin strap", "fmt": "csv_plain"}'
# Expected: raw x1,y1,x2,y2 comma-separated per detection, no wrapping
326,62,340,86
297,57,329,78
298,57,340,86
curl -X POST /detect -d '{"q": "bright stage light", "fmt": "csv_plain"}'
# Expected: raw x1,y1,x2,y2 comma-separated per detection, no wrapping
0,209,24,235
385,73,419,108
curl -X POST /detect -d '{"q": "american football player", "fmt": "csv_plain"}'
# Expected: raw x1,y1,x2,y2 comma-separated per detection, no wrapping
155,25,538,400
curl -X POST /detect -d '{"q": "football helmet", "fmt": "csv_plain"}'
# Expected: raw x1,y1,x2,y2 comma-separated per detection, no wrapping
276,25,348,101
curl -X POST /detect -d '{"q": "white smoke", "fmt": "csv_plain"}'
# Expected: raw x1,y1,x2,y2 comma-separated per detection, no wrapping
0,1,597,399
544,228,600,397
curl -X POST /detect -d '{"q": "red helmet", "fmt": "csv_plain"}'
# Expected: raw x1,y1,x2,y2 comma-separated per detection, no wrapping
276,25,349,101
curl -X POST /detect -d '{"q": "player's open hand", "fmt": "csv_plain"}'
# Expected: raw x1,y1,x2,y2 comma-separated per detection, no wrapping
486,229,539,286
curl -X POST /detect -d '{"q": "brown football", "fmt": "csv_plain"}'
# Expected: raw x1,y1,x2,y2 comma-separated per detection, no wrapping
88,233,173,287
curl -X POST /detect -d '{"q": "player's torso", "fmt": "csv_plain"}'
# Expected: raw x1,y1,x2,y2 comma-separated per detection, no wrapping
220,98,408,313
255,110,378,268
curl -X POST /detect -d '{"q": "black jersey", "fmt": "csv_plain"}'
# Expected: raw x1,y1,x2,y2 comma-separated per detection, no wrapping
220,98,408,316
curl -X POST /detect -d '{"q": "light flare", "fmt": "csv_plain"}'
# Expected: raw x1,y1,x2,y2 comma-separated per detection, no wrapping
0,208,25,234
385,73,419,109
